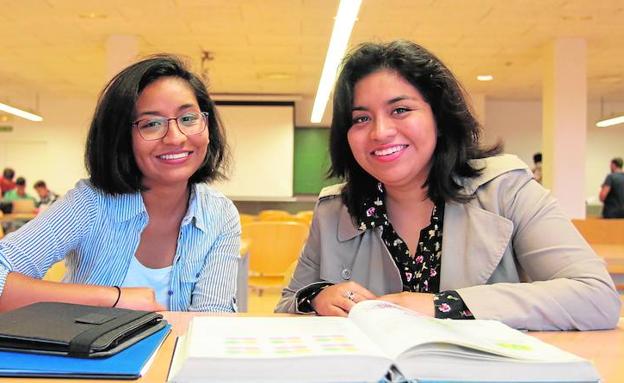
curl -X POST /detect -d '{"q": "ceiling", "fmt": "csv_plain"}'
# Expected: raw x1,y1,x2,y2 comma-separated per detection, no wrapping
1,0,623,117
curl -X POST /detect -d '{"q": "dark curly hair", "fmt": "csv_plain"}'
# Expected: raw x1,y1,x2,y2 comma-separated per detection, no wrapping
85,54,229,195
329,40,501,218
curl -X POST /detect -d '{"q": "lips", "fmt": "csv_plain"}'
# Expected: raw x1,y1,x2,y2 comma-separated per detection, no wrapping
156,151,192,161
371,144,408,157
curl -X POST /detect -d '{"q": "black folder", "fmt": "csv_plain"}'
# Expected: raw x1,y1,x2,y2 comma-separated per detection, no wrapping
0,302,166,358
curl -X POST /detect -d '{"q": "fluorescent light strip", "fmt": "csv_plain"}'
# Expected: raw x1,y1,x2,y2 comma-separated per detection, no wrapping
0,102,43,122
310,0,362,123
596,115,624,128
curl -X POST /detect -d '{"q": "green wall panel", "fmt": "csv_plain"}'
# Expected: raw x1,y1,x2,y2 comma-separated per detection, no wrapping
293,128,339,195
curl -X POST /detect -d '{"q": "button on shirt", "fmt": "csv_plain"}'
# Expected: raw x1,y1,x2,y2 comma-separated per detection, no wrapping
0,179,240,312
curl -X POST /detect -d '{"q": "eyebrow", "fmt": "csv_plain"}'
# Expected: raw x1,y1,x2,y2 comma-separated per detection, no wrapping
352,95,415,111
135,103,199,118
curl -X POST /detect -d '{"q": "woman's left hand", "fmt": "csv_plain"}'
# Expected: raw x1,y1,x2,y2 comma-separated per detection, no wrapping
377,292,435,317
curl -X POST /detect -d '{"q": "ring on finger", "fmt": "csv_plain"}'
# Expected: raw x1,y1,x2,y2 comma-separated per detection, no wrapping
343,290,356,302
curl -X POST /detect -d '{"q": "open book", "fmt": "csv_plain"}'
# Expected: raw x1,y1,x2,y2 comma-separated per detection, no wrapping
167,300,599,383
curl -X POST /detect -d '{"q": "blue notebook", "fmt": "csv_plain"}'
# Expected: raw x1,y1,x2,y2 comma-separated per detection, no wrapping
0,324,171,379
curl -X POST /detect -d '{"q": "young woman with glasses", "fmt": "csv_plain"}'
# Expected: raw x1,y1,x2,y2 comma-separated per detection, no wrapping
0,55,239,312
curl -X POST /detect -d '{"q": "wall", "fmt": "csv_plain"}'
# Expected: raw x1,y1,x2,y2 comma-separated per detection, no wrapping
0,89,94,195
1,93,623,203
485,99,624,203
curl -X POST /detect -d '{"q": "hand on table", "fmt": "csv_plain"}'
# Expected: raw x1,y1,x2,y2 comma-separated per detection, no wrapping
312,281,376,317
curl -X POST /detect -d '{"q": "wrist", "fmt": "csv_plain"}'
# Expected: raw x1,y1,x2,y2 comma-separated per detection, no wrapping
111,286,121,307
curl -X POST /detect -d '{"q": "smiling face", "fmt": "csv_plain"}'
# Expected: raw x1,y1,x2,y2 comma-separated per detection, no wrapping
347,69,437,191
132,76,209,191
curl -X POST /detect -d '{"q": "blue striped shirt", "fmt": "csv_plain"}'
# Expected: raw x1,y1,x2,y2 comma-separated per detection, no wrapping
0,179,240,312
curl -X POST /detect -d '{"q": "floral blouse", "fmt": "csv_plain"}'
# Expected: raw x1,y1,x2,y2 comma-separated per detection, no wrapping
297,183,474,319
357,183,473,319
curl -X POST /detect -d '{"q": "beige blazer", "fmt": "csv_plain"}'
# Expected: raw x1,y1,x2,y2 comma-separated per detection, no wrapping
275,155,621,330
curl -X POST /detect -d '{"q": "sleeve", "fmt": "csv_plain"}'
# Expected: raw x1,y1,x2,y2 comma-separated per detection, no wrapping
456,172,621,330
0,182,98,296
188,198,240,312
434,290,474,319
602,174,613,188
274,203,327,314
296,282,334,313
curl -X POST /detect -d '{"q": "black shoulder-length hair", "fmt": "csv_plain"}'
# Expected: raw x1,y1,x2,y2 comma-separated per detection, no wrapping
85,54,229,195
329,40,501,218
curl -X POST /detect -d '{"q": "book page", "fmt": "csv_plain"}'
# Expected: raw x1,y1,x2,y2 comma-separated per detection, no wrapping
348,300,584,362
185,316,389,361
168,316,394,382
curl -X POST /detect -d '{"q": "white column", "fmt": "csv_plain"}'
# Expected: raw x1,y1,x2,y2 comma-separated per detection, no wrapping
542,38,587,218
105,35,139,81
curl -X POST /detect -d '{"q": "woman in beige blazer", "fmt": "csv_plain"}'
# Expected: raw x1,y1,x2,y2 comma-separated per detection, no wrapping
275,40,620,330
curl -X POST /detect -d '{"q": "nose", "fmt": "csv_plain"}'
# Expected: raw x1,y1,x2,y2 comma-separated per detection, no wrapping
162,119,187,145
370,115,396,141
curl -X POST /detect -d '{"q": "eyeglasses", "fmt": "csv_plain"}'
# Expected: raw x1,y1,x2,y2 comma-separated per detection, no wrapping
133,111,209,141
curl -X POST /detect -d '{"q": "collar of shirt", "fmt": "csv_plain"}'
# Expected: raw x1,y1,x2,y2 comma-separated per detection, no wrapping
106,183,207,233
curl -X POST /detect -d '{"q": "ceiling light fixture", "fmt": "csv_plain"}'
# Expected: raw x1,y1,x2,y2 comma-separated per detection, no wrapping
596,97,624,128
0,102,43,122
310,0,362,123
477,75,494,81
596,115,624,128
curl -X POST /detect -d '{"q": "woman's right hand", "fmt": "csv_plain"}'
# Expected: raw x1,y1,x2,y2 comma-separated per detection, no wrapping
114,287,165,311
311,281,377,317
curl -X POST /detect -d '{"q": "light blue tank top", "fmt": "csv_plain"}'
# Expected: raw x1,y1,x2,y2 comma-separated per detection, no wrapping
121,256,172,310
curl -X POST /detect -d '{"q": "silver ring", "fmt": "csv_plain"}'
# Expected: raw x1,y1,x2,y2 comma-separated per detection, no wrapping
343,290,356,301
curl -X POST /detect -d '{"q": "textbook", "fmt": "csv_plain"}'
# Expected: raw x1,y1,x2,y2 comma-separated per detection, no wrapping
0,324,170,379
167,301,599,383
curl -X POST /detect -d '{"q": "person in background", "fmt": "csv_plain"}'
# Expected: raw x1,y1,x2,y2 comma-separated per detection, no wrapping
276,40,620,331
599,157,624,218
33,180,59,211
0,168,16,197
0,54,240,313
531,152,542,184
2,177,37,203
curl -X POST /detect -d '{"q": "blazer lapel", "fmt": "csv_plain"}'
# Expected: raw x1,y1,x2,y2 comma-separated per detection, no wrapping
440,201,513,290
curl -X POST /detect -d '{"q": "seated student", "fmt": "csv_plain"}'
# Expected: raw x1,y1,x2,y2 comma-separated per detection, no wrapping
0,55,239,313
2,177,37,204
32,180,59,211
0,168,16,197
276,40,620,331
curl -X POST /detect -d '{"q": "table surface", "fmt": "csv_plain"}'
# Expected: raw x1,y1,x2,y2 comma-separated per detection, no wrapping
4,312,623,383
591,244,624,274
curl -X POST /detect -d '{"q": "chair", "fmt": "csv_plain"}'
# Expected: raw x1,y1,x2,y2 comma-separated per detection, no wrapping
242,221,309,295
11,199,36,214
295,210,314,226
239,213,257,227
43,260,66,281
282,259,299,288
257,209,293,222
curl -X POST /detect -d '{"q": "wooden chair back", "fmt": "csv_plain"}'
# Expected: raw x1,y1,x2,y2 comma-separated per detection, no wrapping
239,213,257,227
43,260,66,281
242,221,309,293
294,210,314,227
257,209,293,222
